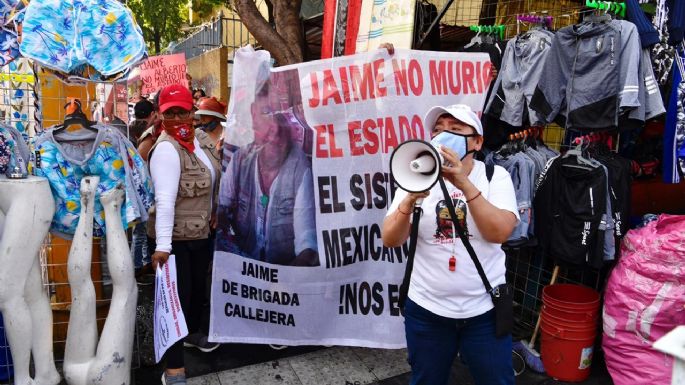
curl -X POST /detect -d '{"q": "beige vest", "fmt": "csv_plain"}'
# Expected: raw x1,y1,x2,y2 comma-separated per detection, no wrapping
147,130,221,241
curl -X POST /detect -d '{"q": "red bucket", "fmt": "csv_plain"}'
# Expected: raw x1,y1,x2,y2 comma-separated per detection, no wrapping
540,315,597,382
543,284,600,312
542,304,599,325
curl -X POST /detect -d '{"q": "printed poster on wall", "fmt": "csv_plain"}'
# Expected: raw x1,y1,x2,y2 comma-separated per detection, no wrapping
211,46,492,348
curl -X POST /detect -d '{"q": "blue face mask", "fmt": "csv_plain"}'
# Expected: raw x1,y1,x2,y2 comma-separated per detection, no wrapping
430,131,477,161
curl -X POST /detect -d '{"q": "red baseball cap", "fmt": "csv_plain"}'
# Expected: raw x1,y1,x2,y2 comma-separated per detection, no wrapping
158,84,193,113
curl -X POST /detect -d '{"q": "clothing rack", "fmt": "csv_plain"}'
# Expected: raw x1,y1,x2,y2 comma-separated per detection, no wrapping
585,0,627,18
572,131,616,150
516,14,553,28
468,24,506,40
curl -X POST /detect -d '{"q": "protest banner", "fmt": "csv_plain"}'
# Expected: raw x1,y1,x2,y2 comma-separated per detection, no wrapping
154,255,188,363
137,53,188,95
211,46,492,348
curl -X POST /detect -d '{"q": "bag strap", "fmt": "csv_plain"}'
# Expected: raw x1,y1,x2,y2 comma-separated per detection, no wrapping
486,164,494,183
399,164,496,308
399,205,422,309
438,177,494,293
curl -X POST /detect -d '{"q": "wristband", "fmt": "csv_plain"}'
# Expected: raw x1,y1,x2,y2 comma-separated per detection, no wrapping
466,191,482,203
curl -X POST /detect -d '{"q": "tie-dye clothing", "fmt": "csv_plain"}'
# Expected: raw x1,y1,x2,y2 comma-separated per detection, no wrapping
32,124,154,239
20,0,145,76
42,63,129,85
0,123,28,175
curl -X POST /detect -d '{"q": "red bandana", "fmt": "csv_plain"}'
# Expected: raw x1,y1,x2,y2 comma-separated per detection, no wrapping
162,120,196,152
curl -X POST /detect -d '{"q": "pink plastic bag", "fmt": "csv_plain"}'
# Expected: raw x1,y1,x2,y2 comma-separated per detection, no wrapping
602,215,685,385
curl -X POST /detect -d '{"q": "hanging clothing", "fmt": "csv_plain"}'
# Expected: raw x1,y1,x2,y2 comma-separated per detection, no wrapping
591,151,632,250
343,0,363,55
332,0,350,57
485,151,535,245
666,0,685,44
358,0,416,52
625,0,660,47
534,156,608,268
663,54,685,183
32,124,154,239
530,19,642,131
485,28,554,128
0,123,29,176
20,0,146,76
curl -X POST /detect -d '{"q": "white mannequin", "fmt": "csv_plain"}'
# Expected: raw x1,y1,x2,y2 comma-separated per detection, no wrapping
63,176,137,385
0,175,60,385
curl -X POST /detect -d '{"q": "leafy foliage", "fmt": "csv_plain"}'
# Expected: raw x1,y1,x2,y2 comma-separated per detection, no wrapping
192,0,226,22
128,0,189,54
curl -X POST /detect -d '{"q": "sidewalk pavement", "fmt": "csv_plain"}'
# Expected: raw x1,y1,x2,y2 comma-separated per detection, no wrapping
135,345,613,385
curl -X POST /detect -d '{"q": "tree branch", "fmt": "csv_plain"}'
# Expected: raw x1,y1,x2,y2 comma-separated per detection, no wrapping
234,0,298,64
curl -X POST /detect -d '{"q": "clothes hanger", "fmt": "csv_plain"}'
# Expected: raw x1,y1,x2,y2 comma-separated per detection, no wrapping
562,137,597,168
483,26,494,44
53,99,97,135
464,26,483,49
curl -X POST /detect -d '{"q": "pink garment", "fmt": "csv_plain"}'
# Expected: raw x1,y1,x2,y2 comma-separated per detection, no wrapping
602,215,685,385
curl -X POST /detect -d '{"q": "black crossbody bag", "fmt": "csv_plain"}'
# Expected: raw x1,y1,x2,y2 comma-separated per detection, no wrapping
398,165,513,338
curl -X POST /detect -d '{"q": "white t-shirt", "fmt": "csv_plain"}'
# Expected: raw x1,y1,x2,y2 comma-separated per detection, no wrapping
386,161,519,319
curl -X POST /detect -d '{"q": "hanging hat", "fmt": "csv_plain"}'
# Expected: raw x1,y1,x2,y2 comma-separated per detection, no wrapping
195,97,227,121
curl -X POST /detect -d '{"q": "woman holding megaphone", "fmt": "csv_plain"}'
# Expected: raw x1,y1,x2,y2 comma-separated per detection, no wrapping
382,99,519,385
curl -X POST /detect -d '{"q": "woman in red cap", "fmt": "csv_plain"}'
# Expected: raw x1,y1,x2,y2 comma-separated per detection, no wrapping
148,84,222,385
194,96,227,147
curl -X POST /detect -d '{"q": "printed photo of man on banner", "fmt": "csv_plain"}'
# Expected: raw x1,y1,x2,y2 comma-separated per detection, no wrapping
216,65,318,267
211,45,493,348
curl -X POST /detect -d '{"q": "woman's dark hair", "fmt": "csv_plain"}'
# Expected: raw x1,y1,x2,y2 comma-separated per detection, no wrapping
193,89,206,98
152,91,160,112
129,119,149,141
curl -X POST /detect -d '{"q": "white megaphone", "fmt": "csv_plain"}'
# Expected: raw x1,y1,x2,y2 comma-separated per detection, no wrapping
389,139,442,193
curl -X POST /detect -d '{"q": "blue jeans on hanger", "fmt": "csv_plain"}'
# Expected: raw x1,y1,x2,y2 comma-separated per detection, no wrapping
404,298,514,385
131,222,149,269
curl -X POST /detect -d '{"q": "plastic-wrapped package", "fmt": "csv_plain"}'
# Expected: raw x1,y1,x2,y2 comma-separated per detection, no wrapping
602,215,685,385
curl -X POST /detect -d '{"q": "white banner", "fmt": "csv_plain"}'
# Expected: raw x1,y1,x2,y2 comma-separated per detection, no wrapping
154,255,188,362
212,47,492,347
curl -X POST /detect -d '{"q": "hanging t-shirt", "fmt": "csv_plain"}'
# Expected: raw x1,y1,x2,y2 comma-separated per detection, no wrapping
33,124,154,238
387,161,519,319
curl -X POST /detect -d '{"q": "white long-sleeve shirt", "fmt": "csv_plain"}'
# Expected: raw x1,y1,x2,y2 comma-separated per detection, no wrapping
150,139,216,252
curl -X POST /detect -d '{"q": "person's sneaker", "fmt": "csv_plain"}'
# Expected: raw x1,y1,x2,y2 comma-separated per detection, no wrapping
183,332,220,353
161,372,186,385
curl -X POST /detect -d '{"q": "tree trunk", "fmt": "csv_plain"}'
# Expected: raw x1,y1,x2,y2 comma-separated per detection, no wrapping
154,30,161,54
233,0,304,65
265,0,275,25
273,0,304,63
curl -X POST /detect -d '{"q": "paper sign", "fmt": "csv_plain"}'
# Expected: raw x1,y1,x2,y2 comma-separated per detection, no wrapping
154,255,188,363
138,53,188,95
